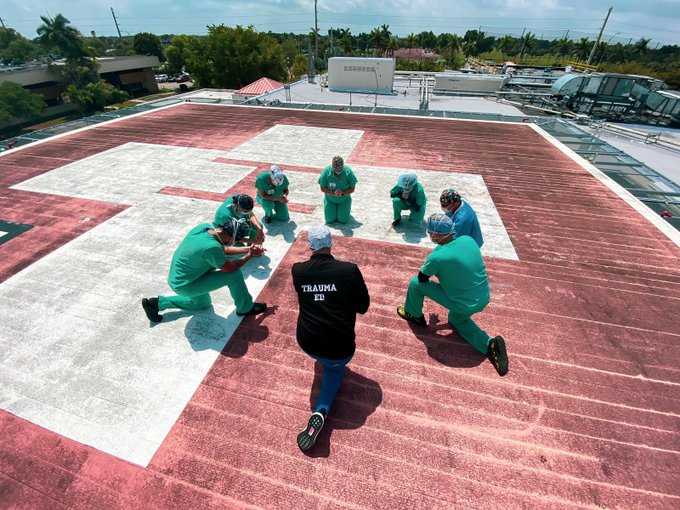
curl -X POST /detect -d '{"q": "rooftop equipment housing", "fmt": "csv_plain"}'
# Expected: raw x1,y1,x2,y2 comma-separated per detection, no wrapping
434,72,508,93
327,57,395,95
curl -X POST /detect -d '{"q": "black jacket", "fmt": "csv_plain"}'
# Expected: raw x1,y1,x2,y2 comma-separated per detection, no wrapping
291,253,370,359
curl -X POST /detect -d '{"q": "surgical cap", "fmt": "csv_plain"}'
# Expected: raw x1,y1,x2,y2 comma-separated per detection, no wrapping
270,165,285,186
397,173,417,191
307,225,332,251
427,213,456,235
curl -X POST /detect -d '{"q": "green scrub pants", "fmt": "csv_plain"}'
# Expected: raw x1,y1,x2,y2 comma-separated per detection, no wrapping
158,269,253,315
392,198,425,223
324,194,352,224
257,196,290,222
404,276,490,354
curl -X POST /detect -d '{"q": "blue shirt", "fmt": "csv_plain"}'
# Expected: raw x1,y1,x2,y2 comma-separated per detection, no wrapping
446,201,484,248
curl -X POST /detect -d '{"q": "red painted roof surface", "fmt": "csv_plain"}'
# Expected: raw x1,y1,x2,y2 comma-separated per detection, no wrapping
1,104,680,509
237,77,284,96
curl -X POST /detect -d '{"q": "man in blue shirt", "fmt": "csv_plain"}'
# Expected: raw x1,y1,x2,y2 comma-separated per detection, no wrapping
440,188,484,248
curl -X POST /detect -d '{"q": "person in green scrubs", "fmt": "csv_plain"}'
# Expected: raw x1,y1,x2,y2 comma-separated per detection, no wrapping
318,156,357,224
256,165,290,223
397,213,509,376
214,194,264,245
390,173,427,227
141,218,267,323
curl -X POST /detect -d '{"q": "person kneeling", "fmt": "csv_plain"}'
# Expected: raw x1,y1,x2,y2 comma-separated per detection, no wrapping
292,226,370,451
397,213,508,376
390,173,427,227
141,218,266,323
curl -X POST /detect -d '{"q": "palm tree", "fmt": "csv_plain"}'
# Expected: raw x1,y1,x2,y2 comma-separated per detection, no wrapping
385,36,399,58
338,28,353,55
496,35,515,54
518,32,537,59
406,33,417,49
37,14,88,59
633,38,650,57
370,25,391,56
575,37,591,60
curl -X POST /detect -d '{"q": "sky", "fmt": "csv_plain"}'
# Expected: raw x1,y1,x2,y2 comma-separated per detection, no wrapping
3,0,680,45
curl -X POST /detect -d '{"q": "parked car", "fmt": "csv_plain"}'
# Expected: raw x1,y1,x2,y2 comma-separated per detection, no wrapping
176,73,191,83
155,74,169,83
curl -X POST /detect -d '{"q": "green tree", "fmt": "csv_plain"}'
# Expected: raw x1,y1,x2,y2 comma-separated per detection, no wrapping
164,45,184,75
574,38,591,60
369,25,391,56
417,30,437,49
405,33,417,49
184,25,286,88
0,81,46,123
280,38,299,68
495,35,516,54
37,14,89,59
65,81,128,113
338,28,353,55
0,28,43,64
133,32,165,61
290,54,308,80
518,32,537,59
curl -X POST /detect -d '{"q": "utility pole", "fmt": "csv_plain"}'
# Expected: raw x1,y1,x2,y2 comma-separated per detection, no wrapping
110,7,122,40
587,6,613,65
314,0,319,74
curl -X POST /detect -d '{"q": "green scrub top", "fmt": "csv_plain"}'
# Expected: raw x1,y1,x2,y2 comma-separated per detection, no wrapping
318,164,358,192
420,235,489,309
256,172,289,200
168,223,227,289
390,182,427,208
214,196,253,227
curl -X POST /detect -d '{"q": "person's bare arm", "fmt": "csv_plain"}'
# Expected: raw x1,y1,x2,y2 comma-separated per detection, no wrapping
223,245,250,255
339,187,355,196
220,254,252,272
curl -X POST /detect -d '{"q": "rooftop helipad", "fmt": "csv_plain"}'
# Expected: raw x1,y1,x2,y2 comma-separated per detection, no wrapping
0,103,679,509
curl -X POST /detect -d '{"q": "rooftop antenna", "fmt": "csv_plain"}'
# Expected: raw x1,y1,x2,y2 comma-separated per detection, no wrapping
587,6,613,65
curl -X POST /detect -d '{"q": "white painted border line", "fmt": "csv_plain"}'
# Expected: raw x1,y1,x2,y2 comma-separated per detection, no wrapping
0,101,185,159
529,122,680,249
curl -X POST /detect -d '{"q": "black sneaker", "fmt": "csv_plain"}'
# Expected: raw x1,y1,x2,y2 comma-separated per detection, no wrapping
297,411,325,452
488,336,509,376
397,305,427,327
236,302,267,317
142,297,162,323
392,218,401,227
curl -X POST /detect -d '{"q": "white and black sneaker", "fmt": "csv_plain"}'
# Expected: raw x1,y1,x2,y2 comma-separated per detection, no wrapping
297,411,325,452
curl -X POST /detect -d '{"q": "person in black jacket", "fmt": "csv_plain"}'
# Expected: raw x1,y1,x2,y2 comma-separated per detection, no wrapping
292,225,370,451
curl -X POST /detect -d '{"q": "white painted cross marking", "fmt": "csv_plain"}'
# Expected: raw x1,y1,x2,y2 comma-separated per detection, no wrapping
1,124,516,466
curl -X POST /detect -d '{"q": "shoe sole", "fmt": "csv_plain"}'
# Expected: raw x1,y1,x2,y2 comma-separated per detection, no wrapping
490,337,509,376
297,412,325,452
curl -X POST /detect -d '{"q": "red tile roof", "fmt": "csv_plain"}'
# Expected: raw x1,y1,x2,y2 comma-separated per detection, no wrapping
237,77,284,95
